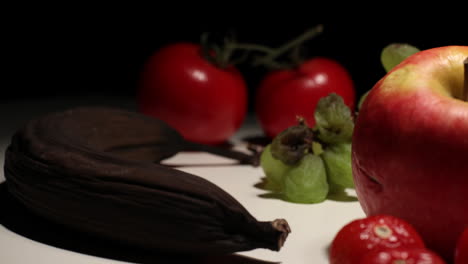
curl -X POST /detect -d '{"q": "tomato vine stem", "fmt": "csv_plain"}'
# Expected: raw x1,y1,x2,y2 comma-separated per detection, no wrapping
200,24,324,70
252,24,324,69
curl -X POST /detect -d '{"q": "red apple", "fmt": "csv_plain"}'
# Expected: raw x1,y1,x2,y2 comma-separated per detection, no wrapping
352,46,468,262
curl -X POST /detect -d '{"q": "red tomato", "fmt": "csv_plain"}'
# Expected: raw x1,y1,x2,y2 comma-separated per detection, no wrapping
329,215,425,264
455,227,468,264
255,57,355,138
137,43,247,145
361,248,446,264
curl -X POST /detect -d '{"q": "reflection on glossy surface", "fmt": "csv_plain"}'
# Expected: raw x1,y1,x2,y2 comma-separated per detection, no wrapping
314,73,327,85
191,69,208,82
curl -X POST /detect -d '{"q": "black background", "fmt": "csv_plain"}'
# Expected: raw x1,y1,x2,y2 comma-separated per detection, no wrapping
5,11,468,112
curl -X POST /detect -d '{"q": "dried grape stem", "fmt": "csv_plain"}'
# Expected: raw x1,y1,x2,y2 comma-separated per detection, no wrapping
185,142,260,166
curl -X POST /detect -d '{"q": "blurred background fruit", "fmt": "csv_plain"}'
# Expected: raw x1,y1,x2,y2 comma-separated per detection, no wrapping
137,43,247,144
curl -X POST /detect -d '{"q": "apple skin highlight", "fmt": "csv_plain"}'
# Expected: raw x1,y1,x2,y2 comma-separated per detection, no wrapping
352,46,468,261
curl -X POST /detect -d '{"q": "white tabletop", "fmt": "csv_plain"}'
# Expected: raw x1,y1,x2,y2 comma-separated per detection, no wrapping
0,96,365,264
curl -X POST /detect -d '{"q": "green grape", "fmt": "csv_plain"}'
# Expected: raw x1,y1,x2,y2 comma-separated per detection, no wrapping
358,44,419,114
314,93,354,144
381,43,420,72
260,144,291,191
283,154,328,203
327,181,346,195
321,142,354,189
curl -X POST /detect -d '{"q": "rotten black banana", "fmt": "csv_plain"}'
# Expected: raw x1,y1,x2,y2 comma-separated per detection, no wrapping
3,107,290,255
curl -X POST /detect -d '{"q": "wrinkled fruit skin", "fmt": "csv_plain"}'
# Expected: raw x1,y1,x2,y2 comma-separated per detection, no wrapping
260,144,291,191
4,107,290,255
283,154,328,204
255,57,355,138
361,248,446,264
321,143,354,189
329,215,425,264
138,43,247,145
270,121,314,165
455,227,468,264
352,46,468,261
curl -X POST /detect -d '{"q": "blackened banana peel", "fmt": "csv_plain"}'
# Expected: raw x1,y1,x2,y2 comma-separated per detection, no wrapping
4,107,290,255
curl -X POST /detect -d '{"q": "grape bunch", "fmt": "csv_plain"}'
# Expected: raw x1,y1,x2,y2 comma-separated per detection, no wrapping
260,93,355,203
260,43,420,204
